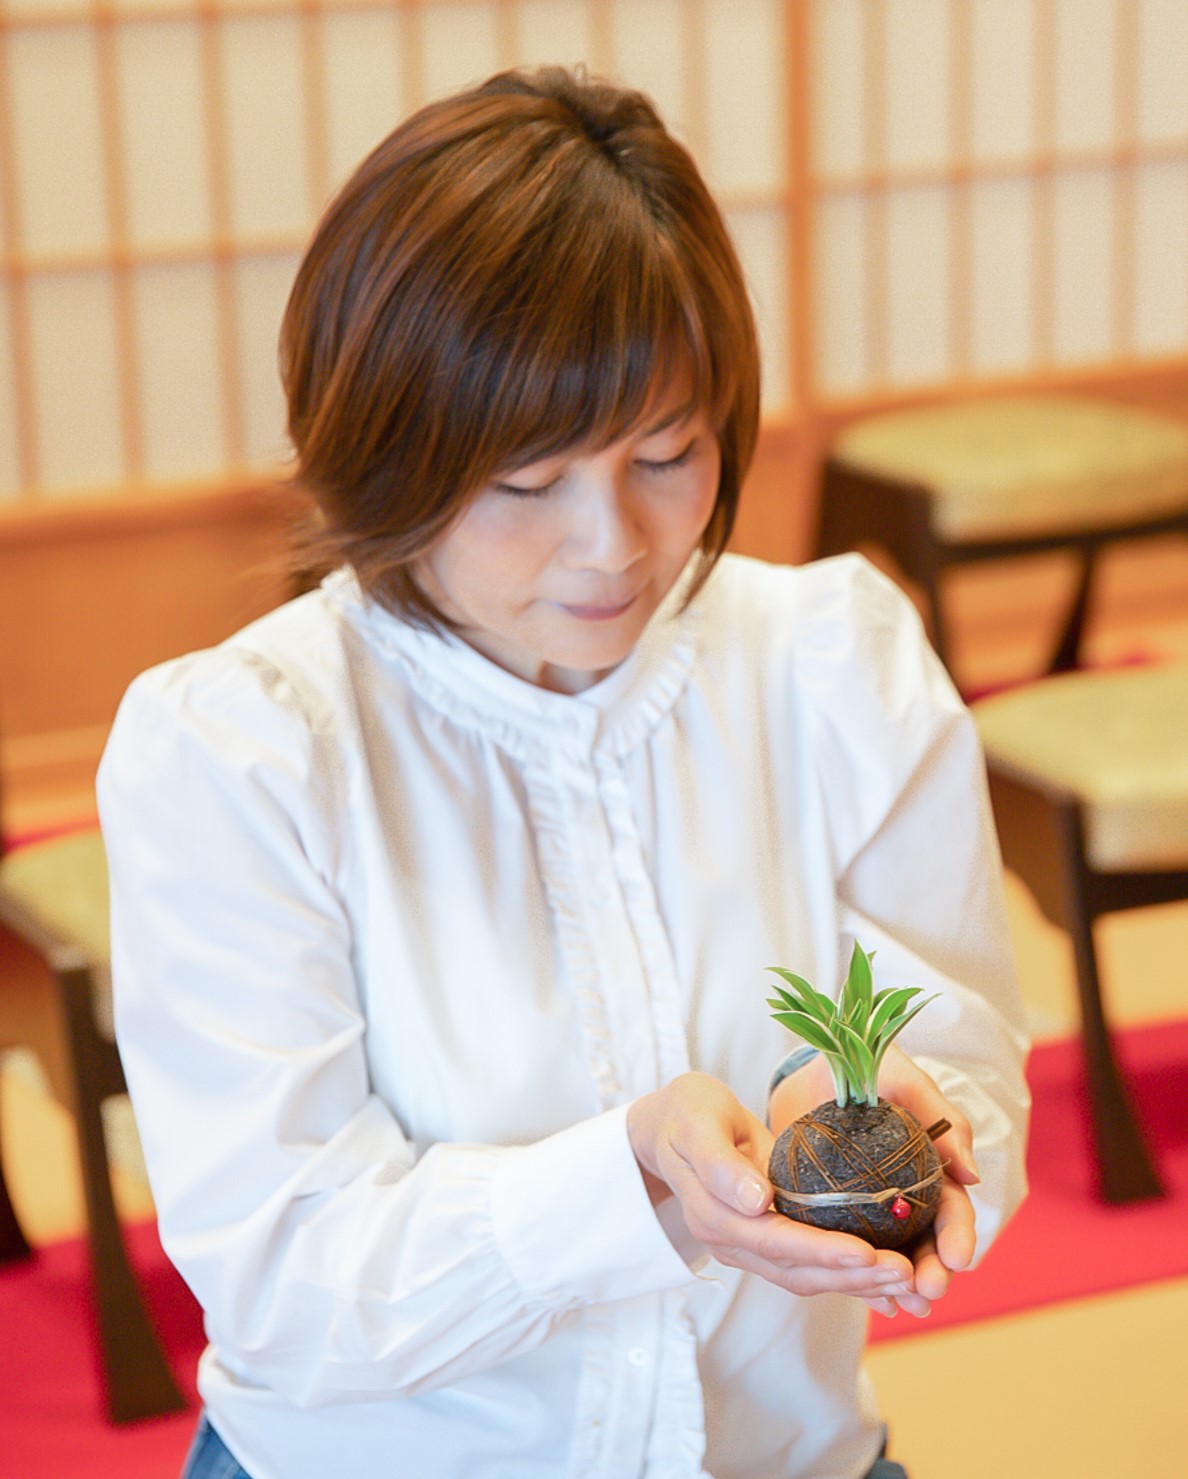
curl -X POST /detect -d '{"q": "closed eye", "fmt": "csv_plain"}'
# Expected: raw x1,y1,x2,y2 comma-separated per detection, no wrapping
493,476,560,498
639,440,696,474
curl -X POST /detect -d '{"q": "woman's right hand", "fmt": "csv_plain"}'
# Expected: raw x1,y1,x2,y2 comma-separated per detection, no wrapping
625,1072,919,1303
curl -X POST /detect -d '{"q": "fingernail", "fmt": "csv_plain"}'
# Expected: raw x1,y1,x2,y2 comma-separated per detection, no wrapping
737,1176,768,1214
840,1254,873,1269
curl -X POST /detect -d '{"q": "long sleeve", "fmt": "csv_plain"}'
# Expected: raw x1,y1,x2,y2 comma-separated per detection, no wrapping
98,654,694,1410
800,557,1030,1256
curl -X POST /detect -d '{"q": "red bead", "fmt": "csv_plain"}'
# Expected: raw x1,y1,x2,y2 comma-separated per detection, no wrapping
890,1196,911,1221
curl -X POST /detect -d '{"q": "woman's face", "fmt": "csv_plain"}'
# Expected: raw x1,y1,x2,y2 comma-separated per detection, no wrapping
417,390,721,693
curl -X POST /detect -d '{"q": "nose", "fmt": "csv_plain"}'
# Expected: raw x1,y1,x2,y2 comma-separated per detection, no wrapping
568,473,647,573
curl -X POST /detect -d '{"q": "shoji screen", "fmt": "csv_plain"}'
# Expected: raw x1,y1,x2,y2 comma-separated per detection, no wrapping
811,0,1188,397
4,0,1187,509
0,0,793,506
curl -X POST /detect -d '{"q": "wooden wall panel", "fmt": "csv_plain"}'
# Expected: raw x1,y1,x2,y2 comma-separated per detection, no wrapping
0,483,294,826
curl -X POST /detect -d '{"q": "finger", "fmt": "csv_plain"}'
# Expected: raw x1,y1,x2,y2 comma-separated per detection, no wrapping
878,1046,980,1183
671,1182,913,1284
931,1180,976,1273
910,1240,952,1304
720,1240,918,1301
890,1288,933,1319
931,1112,980,1186
741,1211,917,1278
661,1119,775,1218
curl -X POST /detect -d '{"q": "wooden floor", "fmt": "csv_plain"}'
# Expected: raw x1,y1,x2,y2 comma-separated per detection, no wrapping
3,539,1187,1477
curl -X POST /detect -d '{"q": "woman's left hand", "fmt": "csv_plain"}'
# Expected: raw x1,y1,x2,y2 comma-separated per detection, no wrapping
768,1044,980,1320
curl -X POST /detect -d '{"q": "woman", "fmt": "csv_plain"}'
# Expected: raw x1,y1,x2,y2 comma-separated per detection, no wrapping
99,67,1029,1479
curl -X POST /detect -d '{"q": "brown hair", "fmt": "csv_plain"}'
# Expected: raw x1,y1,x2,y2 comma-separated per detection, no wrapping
280,65,760,623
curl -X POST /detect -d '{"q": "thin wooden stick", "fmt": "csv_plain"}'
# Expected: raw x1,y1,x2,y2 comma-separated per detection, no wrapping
1032,0,1057,366
862,0,888,385
95,0,143,482
948,0,973,378
198,2,243,465
300,0,332,212
1112,0,1138,358
0,19,38,493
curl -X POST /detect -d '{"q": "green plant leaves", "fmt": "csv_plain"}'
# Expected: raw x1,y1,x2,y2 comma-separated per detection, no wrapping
766,942,938,1106
841,941,874,1035
767,967,835,1020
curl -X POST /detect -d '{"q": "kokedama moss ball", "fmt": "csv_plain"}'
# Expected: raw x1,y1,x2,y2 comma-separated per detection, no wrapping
769,1099,943,1250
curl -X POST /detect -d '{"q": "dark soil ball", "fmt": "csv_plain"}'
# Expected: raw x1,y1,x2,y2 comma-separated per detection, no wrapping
768,1099,943,1250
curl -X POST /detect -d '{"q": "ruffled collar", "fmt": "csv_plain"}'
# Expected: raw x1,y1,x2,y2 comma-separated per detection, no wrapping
323,565,702,762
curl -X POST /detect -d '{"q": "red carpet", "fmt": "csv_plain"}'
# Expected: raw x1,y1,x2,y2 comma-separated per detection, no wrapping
871,1015,1188,1342
2,1022,1186,1469
0,1220,202,1473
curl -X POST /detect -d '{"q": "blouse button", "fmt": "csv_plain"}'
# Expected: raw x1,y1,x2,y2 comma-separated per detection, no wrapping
627,1346,650,1367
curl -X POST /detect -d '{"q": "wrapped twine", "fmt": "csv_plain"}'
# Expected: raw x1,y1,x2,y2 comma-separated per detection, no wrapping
770,1109,951,1247
771,1162,944,1214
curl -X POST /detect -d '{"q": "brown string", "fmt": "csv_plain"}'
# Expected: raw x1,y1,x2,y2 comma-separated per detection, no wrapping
771,1161,946,1213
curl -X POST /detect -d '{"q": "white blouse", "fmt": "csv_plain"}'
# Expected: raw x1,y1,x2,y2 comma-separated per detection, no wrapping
99,553,1029,1479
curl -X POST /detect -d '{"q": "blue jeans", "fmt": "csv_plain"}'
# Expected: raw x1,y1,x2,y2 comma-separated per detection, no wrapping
180,1415,253,1479
179,1410,908,1478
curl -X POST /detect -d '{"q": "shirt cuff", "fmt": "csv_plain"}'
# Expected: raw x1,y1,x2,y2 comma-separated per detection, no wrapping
768,1046,821,1099
766,1046,821,1128
489,1104,698,1309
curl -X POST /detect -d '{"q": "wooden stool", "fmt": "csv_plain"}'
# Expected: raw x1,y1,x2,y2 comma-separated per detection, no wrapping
973,662,1188,1204
0,829,187,1422
817,396,1188,675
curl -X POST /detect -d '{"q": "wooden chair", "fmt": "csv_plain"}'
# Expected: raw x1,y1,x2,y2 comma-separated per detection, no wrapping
816,395,1188,676
0,823,187,1422
972,661,1188,1204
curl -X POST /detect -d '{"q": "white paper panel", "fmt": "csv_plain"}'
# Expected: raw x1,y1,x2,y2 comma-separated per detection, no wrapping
810,0,866,178
1053,0,1116,153
1051,168,1114,362
886,186,951,385
27,272,124,492
9,28,107,256
814,194,869,392
703,0,785,196
234,253,301,468
884,0,950,172
133,263,226,480
117,21,212,248
322,9,406,195
608,0,687,145
223,16,310,238
109,0,193,13
727,207,790,413
0,285,22,499
970,0,1036,161
1133,161,1188,354
5,0,88,18
1136,0,1188,144
516,0,593,72
420,2,502,103
969,177,1034,374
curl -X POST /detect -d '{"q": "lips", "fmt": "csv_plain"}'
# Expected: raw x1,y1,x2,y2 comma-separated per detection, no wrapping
557,593,640,622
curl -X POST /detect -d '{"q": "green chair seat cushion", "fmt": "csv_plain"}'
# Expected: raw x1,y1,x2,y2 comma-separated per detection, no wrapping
0,828,113,1036
973,663,1188,872
832,396,1188,541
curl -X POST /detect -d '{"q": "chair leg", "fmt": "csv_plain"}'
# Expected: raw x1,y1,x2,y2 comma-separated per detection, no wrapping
1060,822,1166,1204
0,1082,33,1262
1047,548,1097,674
56,966,188,1422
